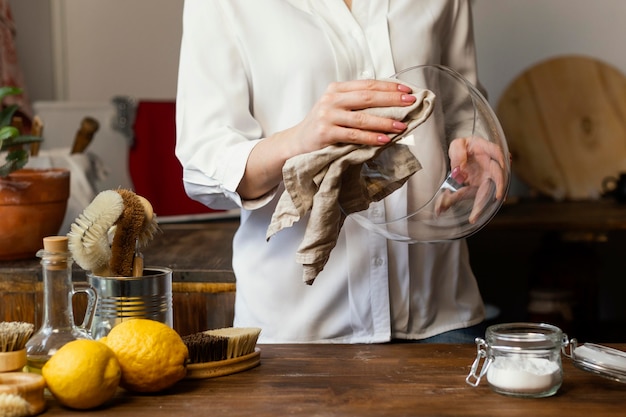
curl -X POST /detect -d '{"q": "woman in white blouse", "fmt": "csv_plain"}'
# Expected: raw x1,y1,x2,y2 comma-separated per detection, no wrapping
176,0,501,343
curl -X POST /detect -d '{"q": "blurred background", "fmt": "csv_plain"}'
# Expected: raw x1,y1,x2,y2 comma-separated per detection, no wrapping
4,0,626,341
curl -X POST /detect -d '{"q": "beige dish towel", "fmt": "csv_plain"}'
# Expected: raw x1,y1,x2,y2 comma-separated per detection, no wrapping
267,82,436,285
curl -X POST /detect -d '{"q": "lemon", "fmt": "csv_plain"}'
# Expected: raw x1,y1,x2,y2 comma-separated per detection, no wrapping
101,319,188,393
42,339,121,410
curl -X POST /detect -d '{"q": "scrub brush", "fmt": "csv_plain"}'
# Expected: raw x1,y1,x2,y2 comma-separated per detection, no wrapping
0,373,46,417
184,327,262,379
68,190,124,276
67,189,158,277
109,189,151,277
0,322,34,373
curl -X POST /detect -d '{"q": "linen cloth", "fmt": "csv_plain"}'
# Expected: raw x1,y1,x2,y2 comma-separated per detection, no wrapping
267,85,435,284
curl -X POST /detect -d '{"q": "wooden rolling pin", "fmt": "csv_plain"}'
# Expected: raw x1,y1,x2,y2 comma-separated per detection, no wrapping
70,116,100,154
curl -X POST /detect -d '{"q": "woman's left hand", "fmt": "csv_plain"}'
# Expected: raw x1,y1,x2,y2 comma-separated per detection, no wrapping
436,137,508,224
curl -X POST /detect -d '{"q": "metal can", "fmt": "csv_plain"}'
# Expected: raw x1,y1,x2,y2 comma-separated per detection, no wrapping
87,266,173,339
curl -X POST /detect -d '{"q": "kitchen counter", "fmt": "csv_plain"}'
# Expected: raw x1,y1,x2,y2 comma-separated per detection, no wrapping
41,343,626,416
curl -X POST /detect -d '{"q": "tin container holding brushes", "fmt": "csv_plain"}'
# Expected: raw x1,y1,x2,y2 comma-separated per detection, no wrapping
88,267,173,339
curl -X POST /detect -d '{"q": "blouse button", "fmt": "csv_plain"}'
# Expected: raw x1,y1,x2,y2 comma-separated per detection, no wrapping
360,70,374,79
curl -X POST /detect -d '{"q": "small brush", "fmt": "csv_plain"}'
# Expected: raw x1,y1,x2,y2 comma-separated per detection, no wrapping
184,327,262,379
0,373,46,416
0,322,34,373
67,190,125,276
201,327,262,360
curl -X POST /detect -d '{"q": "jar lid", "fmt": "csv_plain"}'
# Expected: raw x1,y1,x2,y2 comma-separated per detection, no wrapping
570,342,626,383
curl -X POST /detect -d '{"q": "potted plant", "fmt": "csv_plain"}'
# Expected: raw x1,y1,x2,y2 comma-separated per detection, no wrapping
0,86,70,260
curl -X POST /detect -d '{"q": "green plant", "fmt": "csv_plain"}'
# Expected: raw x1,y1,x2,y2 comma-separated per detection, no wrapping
0,86,42,177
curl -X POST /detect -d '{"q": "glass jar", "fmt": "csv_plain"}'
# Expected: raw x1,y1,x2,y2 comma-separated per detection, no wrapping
466,322,568,398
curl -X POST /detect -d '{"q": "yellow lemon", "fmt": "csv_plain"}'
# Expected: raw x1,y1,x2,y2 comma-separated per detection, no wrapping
101,319,188,393
42,339,121,410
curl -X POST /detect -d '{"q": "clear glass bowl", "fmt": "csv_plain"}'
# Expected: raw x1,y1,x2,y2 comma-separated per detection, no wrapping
343,65,511,242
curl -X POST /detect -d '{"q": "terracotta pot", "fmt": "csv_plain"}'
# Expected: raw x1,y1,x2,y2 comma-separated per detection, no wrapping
0,168,70,260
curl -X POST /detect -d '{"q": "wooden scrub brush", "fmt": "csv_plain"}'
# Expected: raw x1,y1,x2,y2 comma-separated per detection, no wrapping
184,327,261,379
0,322,34,373
0,373,46,417
109,189,155,277
68,189,158,277
67,190,124,276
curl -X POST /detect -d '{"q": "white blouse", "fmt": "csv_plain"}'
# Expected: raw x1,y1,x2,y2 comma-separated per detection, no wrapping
176,0,485,343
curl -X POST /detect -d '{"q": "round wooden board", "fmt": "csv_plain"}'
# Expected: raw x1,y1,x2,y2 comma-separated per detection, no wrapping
497,55,626,200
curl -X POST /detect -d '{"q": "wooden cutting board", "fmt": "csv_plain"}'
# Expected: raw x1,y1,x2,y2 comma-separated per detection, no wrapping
497,55,626,200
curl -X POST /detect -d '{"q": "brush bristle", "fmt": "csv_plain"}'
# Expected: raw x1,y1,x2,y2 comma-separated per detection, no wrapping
182,333,229,363
182,327,261,363
204,327,261,360
0,393,31,417
110,189,148,277
67,190,124,273
136,195,160,247
0,322,34,352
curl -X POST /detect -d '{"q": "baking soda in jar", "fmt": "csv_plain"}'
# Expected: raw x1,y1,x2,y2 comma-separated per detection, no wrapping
486,354,562,396
466,322,567,398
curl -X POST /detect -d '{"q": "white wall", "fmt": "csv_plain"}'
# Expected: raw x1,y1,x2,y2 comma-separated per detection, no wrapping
473,0,626,108
55,0,182,101
10,1,626,107
10,0,182,102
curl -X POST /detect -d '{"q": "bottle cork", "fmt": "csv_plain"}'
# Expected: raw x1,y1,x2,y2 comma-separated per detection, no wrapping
42,236,69,270
43,236,69,253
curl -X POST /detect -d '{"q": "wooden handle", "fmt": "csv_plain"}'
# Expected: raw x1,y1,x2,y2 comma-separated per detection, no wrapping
70,117,100,154
30,115,43,156
132,250,144,277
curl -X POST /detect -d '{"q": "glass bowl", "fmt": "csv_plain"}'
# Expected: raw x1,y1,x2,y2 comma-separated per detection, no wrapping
342,65,511,242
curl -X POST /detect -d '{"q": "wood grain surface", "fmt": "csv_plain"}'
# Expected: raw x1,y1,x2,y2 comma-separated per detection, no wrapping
40,343,626,417
497,55,626,200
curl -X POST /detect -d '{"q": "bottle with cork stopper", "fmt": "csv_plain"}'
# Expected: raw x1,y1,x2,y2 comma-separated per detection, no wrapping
25,236,97,373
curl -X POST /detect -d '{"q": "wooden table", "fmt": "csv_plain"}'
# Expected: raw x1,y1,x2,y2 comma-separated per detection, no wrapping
41,343,626,416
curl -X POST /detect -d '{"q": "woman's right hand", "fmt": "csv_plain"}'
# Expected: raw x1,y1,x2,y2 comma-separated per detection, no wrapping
286,79,417,155
238,79,418,200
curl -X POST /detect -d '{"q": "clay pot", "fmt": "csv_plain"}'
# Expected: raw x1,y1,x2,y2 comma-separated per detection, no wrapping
0,168,70,260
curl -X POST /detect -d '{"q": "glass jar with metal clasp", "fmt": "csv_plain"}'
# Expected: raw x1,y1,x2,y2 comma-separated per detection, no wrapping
466,322,626,398
466,322,568,398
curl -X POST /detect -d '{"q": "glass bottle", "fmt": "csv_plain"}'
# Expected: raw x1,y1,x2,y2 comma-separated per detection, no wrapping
25,236,97,372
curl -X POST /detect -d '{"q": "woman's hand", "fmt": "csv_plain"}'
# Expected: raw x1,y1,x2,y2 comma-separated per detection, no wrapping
238,79,417,200
436,137,508,224
286,79,417,154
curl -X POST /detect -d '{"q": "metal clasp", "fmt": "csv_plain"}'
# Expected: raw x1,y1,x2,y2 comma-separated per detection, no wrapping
563,337,577,359
466,337,492,387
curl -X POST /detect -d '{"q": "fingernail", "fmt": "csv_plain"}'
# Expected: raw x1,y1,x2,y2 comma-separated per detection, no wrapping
451,166,467,183
401,94,416,103
392,121,407,130
397,84,411,93
377,135,391,144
